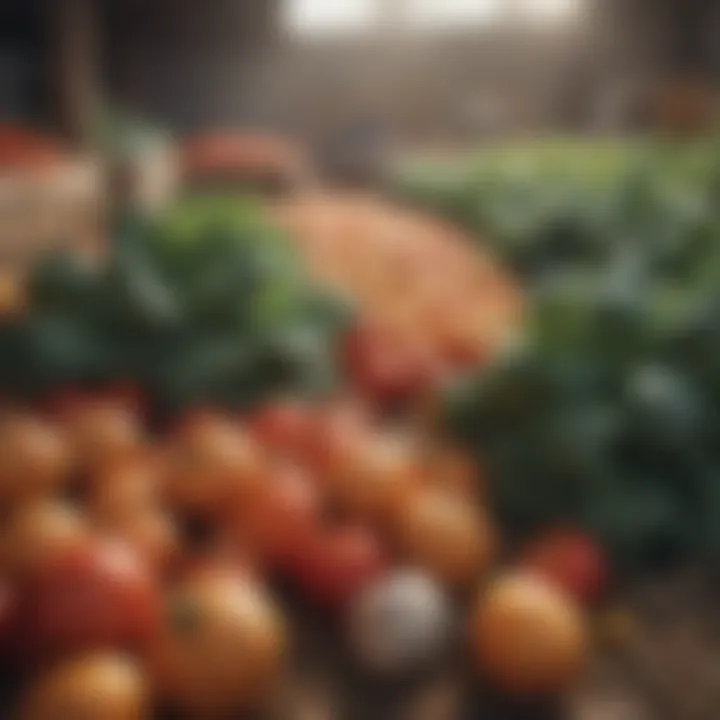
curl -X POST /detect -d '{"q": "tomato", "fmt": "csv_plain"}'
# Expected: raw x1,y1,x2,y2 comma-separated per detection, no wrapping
0,415,71,506
17,652,150,720
469,572,588,696
44,388,91,420
89,453,164,525
343,325,442,404
300,400,370,479
422,445,483,500
247,401,311,458
64,401,144,476
21,539,161,662
100,383,147,417
342,325,410,403
394,490,494,588
292,525,386,611
150,575,285,716
521,529,608,605
105,510,179,578
165,415,265,518
439,324,486,370
324,434,417,525
230,461,320,572
179,544,258,585
1,500,89,579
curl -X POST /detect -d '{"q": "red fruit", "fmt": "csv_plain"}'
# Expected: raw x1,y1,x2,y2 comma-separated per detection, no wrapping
44,388,89,419
342,326,400,401
165,413,265,518
521,530,608,605
300,400,369,479
247,401,311,457
21,540,162,662
101,383,147,417
64,400,144,476
179,548,258,586
291,526,386,611
395,344,445,399
233,462,320,571
170,407,225,438
343,325,442,404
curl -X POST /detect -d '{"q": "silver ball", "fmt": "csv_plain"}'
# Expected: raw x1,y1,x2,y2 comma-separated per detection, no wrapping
346,569,454,676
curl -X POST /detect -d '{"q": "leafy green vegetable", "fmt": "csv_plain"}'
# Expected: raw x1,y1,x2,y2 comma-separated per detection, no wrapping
430,139,720,570
9,196,352,416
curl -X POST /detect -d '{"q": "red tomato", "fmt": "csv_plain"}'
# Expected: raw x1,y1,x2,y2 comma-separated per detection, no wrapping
300,400,370,479
165,414,265,518
44,388,91,420
21,540,162,662
231,462,320,571
0,415,72,506
324,434,417,525
395,489,495,588
64,401,144,476
2,500,89,579
178,536,259,586
89,453,164,524
343,325,441,404
521,530,608,605
149,575,285,715
342,325,403,402
292,526,386,611
247,401,311,457
105,510,180,578
100,383,147,417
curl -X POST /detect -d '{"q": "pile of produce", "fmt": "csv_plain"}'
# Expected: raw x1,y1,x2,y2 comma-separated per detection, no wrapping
0,393,596,717
0,197,350,415
395,140,720,570
10,134,712,712
274,193,521,404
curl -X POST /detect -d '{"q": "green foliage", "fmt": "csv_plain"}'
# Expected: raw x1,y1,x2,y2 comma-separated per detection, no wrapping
432,139,720,570
9,197,352,416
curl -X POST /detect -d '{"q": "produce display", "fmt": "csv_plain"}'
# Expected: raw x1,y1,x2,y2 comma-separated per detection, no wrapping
7,132,720,715
0,392,585,718
274,193,521,404
395,140,720,570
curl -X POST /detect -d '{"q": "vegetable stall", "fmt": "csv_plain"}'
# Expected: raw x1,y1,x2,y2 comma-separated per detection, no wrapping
1,134,720,718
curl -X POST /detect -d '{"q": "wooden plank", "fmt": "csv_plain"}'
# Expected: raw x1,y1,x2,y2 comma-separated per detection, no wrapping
46,0,101,147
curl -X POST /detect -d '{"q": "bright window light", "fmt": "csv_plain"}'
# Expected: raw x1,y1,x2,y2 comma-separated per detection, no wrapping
406,0,503,28
283,0,378,37
517,0,580,22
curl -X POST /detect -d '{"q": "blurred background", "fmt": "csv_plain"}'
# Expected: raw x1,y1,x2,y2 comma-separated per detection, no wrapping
1,0,718,153
0,0,717,261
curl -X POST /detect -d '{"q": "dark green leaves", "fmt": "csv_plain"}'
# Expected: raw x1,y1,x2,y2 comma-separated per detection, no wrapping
13,197,350,414
430,140,720,569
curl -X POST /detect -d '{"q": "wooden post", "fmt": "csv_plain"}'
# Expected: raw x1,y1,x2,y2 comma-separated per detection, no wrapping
48,0,101,148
